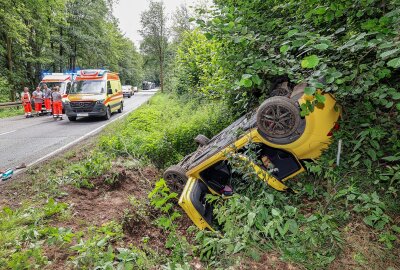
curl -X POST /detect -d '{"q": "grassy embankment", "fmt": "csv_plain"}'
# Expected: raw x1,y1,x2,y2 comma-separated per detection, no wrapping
0,107,24,119
0,92,398,269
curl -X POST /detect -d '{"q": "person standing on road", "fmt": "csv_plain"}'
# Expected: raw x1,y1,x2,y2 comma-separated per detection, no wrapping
21,87,33,118
32,87,44,116
52,86,63,120
43,84,52,114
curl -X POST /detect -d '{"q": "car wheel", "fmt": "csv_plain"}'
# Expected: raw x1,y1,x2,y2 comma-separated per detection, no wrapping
256,96,301,143
194,134,210,146
128,93,131,98
68,116,77,121
163,165,187,191
104,106,111,120
118,102,123,113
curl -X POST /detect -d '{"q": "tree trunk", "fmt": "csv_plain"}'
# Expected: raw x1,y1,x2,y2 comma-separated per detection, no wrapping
6,36,14,101
160,58,163,92
59,27,63,72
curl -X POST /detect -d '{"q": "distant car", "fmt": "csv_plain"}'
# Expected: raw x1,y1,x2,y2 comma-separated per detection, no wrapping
122,85,133,98
163,82,342,231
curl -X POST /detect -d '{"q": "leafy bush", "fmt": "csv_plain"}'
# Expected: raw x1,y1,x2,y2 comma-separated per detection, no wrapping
99,93,232,168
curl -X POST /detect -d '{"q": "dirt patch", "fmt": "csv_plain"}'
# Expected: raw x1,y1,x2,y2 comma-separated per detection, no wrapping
54,166,158,229
0,139,96,209
329,222,400,270
237,252,300,270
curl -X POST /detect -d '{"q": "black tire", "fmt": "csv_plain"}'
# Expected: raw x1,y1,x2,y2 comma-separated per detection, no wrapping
128,93,131,98
118,102,123,113
68,116,77,121
104,106,111,120
194,134,210,146
256,96,301,142
163,165,187,190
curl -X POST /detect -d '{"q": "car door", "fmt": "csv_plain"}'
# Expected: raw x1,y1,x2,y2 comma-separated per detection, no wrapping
178,177,214,231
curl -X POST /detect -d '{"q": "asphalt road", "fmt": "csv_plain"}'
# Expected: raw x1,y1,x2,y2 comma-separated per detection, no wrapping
0,90,157,171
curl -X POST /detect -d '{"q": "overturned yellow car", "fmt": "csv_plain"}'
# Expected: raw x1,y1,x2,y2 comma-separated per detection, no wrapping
163,82,341,230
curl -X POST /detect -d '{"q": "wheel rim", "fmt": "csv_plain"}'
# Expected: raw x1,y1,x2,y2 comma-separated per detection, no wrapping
107,108,111,118
260,104,297,138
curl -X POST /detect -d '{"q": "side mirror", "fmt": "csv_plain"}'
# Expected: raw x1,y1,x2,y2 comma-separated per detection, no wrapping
107,88,113,95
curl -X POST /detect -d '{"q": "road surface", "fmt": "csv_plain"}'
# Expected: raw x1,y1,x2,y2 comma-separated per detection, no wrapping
0,90,157,171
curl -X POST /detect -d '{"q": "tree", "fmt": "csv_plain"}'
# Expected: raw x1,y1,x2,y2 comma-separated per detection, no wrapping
171,3,193,43
139,0,168,92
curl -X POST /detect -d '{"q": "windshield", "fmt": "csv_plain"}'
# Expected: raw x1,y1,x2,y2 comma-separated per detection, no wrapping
40,82,67,94
70,80,105,94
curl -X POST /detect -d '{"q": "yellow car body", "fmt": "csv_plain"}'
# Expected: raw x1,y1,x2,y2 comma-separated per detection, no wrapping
168,88,341,230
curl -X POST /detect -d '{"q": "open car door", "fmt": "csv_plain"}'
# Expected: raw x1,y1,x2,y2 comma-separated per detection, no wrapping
178,177,214,231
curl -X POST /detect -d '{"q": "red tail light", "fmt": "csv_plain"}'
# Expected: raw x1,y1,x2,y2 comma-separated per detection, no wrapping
62,94,68,98
327,122,340,136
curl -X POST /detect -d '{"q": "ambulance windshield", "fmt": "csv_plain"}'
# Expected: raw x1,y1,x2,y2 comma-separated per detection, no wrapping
40,82,67,93
70,81,105,94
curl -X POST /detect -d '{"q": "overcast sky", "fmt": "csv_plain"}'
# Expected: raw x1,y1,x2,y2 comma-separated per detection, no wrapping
113,0,189,48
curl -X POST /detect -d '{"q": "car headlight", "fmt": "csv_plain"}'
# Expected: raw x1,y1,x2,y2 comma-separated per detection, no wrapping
96,99,105,104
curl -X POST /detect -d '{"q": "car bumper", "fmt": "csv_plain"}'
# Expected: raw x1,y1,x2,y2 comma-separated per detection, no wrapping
64,103,107,117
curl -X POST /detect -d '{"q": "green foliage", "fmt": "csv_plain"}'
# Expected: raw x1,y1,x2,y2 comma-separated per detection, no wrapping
0,0,142,101
69,222,123,269
0,107,24,119
0,199,68,269
148,178,193,266
173,29,231,98
99,93,232,168
65,151,113,188
148,178,181,230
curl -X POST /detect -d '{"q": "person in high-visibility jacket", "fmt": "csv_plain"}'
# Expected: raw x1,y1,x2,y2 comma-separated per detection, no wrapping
21,87,33,118
43,84,52,114
52,86,63,120
32,86,44,116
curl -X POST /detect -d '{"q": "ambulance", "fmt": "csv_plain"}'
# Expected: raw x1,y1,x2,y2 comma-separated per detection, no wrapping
37,73,74,113
64,69,123,121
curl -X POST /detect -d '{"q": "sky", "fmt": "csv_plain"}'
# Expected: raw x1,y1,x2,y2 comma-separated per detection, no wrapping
113,0,188,48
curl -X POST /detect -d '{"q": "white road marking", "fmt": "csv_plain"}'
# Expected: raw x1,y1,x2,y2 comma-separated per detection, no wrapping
12,96,154,176
0,130,16,136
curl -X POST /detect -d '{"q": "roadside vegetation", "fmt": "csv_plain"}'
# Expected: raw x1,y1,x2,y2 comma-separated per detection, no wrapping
0,107,23,119
0,0,399,269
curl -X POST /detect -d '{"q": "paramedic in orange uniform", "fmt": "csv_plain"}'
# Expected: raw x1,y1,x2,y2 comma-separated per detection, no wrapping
43,84,52,113
52,86,63,120
32,86,44,116
21,87,33,118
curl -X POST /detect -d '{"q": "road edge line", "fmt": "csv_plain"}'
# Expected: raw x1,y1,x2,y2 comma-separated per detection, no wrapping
13,95,152,176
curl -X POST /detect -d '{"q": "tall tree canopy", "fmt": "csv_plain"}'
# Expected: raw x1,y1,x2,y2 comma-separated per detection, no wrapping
139,0,168,92
0,0,142,101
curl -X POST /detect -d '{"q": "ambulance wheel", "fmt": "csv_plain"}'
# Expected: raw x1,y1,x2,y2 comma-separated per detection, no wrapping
118,102,123,113
104,107,111,120
163,165,187,191
128,93,132,98
194,134,210,146
68,116,77,121
256,96,300,142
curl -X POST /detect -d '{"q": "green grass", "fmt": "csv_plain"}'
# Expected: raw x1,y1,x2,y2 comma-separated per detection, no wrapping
98,93,232,168
0,107,24,119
